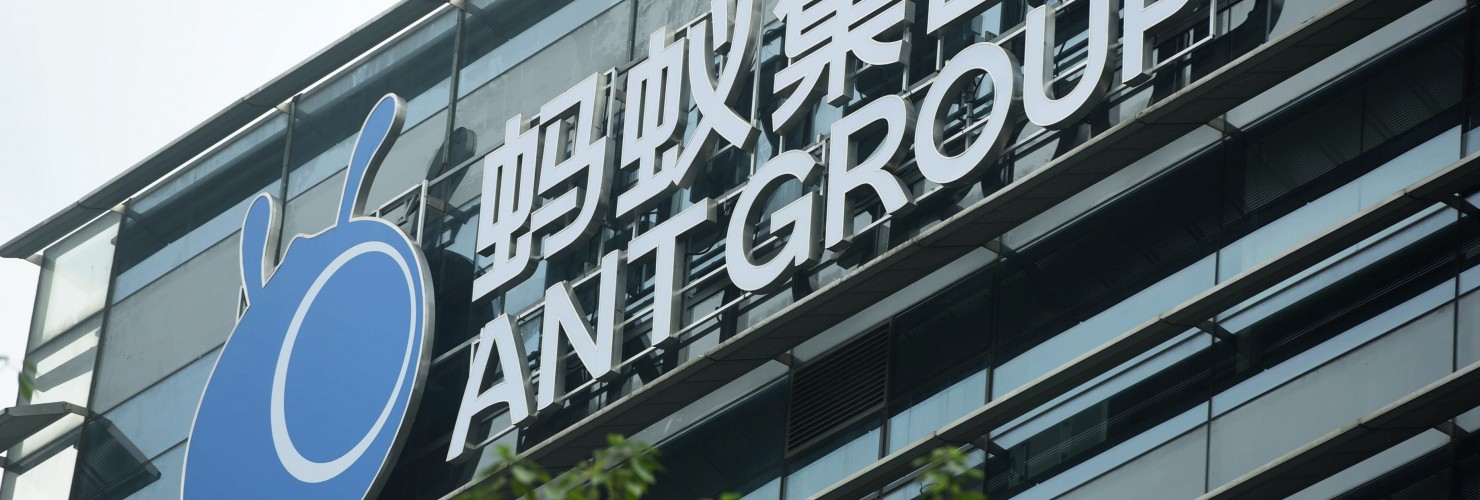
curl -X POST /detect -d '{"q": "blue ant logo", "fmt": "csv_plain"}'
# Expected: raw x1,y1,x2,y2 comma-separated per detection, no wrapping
183,95,433,499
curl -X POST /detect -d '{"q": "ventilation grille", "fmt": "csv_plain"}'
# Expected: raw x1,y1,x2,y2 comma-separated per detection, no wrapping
787,328,889,451
72,417,159,500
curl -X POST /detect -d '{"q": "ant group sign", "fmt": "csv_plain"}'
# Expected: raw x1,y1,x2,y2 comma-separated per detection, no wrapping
181,0,1209,496
185,96,433,499
451,0,1203,461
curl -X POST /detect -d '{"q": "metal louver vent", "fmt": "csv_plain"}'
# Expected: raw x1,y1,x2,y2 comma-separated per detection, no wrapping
72,417,159,500
787,327,889,451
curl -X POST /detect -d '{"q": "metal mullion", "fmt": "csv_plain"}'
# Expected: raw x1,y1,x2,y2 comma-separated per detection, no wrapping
66,210,126,497
441,7,466,178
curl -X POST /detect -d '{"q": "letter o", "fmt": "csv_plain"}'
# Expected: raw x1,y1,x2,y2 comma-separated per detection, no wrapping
915,42,1022,187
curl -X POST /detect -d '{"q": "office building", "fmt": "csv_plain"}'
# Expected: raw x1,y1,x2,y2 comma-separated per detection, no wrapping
4,0,1480,498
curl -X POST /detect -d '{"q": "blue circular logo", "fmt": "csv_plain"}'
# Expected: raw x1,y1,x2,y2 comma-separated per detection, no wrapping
183,95,433,499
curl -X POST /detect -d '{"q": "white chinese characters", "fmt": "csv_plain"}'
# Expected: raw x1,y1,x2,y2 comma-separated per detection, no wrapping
450,0,1208,462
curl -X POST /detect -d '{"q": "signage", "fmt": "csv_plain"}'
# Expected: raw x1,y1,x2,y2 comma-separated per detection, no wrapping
446,0,1207,462
184,96,434,499
160,0,1214,475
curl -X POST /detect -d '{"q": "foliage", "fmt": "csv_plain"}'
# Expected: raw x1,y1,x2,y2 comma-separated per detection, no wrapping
459,433,981,500
18,360,36,401
912,446,987,500
460,434,663,500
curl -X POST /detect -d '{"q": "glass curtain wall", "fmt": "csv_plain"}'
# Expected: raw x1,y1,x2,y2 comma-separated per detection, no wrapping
636,10,1480,499
1,214,119,500
17,0,1460,499
226,1,1379,498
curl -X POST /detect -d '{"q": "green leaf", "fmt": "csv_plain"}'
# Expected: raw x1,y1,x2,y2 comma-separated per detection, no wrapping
623,480,646,499
17,360,36,401
510,466,538,486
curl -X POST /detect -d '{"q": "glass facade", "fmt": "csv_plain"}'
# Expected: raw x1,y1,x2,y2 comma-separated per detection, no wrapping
7,0,1480,498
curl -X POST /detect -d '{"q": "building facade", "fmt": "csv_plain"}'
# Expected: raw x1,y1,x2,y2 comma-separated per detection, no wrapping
5,0,1480,498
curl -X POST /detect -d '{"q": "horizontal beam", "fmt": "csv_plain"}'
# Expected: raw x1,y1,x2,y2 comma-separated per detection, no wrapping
0,0,443,259
1200,358,1480,500
0,402,88,450
441,0,1433,496
811,147,1480,499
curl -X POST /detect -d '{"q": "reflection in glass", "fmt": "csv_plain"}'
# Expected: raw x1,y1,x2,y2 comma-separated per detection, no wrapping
287,9,457,209
112,114,287,303
784,420,881,500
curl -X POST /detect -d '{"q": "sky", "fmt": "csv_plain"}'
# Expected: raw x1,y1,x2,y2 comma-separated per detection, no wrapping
0,0,402,410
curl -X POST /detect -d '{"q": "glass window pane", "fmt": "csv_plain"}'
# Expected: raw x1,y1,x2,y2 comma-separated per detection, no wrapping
287,9,457,210
647,380,788,499
1461,290,1480,368
30,213,119,345
986,332,1209,497
0,445,78,500
10,316,99,463
1459,290,1480,431
113,114,287,303
993,256,1215,398
124,443,185,500
1059,425,1208,499
888,368,985,452
422,164,493,355
741,474,781,500
783,421,881,500
93,235,241,413
279,171,346,256
99,348,220,460
630,0,709,59
1288,430,1449,500
1217,128,1460,282
1214,275,1457,416
454,0,632,161
1207,304,1455,486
